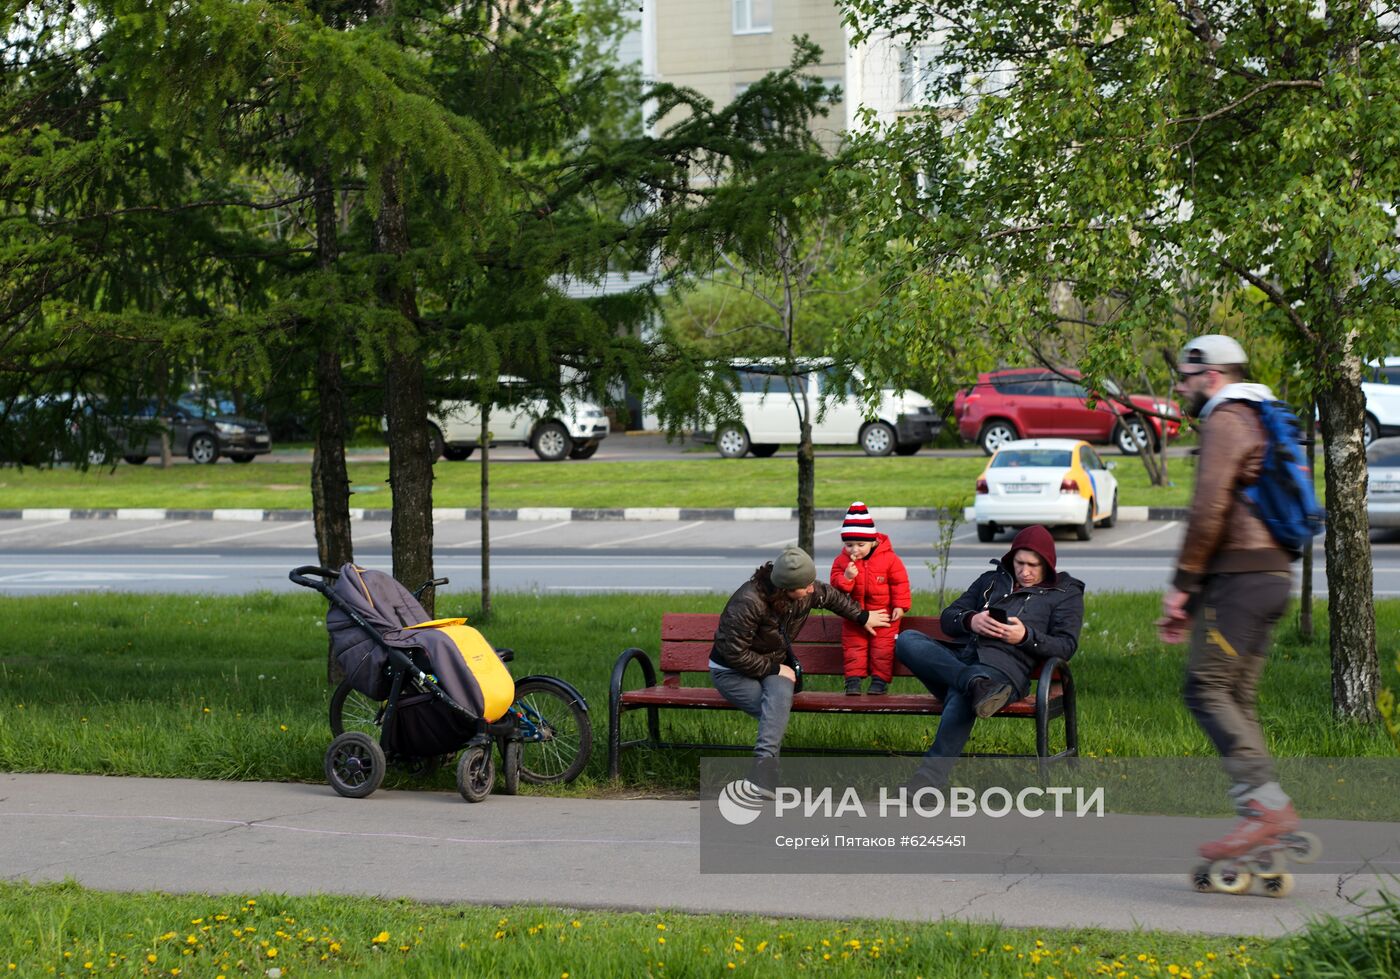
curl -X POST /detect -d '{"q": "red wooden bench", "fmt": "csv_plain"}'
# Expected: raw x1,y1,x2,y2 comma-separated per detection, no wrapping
607,612,1078,777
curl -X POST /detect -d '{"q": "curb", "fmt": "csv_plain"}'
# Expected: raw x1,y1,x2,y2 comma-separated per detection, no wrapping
2,506,1190,523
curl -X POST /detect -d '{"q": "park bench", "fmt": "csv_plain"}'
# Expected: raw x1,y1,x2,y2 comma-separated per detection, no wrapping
607,612,1077,777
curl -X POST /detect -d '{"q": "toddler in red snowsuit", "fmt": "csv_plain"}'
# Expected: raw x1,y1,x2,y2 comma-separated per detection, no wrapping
829,501,910,695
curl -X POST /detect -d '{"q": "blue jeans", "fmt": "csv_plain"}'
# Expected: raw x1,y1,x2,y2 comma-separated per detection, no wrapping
710,664,795,759
894,629,1012,769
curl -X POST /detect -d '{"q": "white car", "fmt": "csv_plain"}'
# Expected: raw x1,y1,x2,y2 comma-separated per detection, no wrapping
428,378,610,462
1367,437,1400,527
1362,358,1400,445
709,361,942,457
973,438,1119,542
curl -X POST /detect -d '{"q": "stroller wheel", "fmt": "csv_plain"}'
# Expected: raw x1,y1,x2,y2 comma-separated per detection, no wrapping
456,743,495,803
498,739,521,796
325,732,386,799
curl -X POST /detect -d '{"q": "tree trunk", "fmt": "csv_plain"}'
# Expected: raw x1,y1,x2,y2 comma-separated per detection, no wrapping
1316,359,1379,720
797,417,815,556
375,162,435,613
479,394,491,620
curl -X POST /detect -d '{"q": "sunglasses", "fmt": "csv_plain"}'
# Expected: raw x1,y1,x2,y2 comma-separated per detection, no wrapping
1174,366,1214,379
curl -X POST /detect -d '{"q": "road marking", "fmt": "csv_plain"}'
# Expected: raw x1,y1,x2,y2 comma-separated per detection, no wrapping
584,520,708,549
752,525,843,549
1107,521,1180,548
0,520,65,539
547,585,717,592
482,521,572,542
53,521,190,548
178,520,310,547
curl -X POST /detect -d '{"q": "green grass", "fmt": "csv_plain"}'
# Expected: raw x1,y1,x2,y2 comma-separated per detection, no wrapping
0,455,1201,509
0,879,1302,977
0,592,1392,795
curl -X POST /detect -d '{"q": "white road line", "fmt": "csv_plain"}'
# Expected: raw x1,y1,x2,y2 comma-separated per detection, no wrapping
177,521,310,547
1107,521,1180,548
546,585,717,592
0,520,65,539
483,521,572,542
752,525,844,550
53,521,190,548
584,520,708,549
952,526,981,541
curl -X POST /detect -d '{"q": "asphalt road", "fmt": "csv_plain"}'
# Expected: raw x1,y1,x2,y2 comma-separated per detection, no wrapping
0,515,1383,596
3,773,1391,937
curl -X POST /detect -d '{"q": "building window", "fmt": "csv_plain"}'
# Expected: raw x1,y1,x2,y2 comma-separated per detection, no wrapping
733,0,772,35
898,43,950,107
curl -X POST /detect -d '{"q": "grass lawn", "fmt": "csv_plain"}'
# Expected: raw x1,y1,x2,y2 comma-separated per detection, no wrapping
0,454,1203,510
0,879,1354,977
0,591,1392,796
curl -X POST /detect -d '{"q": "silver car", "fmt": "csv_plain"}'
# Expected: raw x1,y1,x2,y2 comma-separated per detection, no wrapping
1367,437,1400,527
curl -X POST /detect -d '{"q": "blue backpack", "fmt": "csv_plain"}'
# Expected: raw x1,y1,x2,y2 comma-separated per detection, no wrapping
1238,399,1325,556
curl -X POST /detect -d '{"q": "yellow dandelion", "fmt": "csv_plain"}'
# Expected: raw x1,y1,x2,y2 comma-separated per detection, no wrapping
266,949,278,959
657,923,666,931
372,932,390,945
658,938,666,945
571,921,582,929
147,956,157,964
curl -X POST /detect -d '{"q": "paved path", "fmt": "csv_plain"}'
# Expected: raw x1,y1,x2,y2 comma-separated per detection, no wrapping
1,773,1388,937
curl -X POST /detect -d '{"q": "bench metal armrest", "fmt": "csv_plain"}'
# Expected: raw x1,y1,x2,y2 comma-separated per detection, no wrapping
608,647,660,778
1033,657,1077,759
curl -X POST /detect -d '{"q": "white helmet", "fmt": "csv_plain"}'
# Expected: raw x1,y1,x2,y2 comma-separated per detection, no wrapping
1180,334,1248,368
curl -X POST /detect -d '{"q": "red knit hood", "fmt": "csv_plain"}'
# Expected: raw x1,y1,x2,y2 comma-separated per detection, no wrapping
1002,525,1057,580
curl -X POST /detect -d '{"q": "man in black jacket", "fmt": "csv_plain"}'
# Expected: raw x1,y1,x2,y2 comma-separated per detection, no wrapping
896,525,1085,787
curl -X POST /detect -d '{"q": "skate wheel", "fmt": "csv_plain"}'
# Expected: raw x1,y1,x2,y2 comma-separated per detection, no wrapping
1191,864,1215,892
1207,860,1253,895
1287,831,1321,865
1257,873,1294,898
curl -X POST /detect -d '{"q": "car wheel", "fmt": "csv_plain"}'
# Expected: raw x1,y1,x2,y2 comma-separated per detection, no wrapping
532,421,572,461
1075,501,1094,541
894,442,921,456
442,444,474,461
861,421,897,457
749,443,779,458
568,441,599,460
978,420,1018,455
228,454,255,464
188,434,219,465
715,424,750,459
977,523,996,543
1115,418,1151,455
1364,414,1379,446
123,455,148,465
427,424,445,461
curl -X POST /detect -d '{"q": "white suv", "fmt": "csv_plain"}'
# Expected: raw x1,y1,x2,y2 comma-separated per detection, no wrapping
428,378,610,462
1363,358,1400,446
708,362,942,457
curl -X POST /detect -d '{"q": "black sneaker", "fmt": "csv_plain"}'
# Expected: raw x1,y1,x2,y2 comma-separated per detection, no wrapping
844,677,863,696
970,676,1014,718
867,678,888,696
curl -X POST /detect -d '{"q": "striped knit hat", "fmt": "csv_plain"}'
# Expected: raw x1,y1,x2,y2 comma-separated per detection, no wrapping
840,501,878,542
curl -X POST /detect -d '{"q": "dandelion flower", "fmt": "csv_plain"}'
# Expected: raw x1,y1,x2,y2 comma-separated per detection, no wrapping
372,932,390,945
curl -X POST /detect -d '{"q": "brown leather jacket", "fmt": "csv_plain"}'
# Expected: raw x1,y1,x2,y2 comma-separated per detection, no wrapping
1173,400,1292,593
710,580,869,678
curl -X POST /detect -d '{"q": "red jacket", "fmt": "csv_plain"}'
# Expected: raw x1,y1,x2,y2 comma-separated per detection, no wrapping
829,533,911,614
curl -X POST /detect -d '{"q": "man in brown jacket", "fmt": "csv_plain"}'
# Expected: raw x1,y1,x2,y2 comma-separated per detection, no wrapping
1158,334,1300,861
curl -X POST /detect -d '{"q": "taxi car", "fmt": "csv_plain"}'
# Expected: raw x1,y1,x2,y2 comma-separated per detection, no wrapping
974,438,1119,542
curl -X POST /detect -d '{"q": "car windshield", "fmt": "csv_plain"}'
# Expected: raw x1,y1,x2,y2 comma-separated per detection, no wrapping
991,449,1072,468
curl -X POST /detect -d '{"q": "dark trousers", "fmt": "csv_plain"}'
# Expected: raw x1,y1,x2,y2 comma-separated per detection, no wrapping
895,629,1012,780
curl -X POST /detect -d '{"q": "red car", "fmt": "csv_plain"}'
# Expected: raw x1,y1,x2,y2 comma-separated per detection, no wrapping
954,368,1181,455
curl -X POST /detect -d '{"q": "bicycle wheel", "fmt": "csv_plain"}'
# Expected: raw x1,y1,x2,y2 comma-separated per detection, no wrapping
510,678,592,784
329,676,384,737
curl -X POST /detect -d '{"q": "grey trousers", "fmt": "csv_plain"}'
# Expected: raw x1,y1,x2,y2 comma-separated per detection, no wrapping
710,664,795,759
1183,571,1291,790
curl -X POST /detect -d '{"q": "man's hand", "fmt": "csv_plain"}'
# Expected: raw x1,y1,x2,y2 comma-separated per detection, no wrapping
777,664,797,683
863,609,892,634
1157,588,1191,644
843,561,859,581
969,610,1018,642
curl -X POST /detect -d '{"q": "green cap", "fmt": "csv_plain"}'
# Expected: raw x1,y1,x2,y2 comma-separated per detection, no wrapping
771,547,816,589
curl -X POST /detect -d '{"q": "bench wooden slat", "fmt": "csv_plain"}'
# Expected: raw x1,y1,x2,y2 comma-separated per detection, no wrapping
621,684,1062,717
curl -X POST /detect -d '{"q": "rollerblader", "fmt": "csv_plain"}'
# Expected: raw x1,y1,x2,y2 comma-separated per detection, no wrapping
1158,334,1319,896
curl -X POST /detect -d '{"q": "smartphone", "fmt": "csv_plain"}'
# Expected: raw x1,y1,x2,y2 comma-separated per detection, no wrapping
987,607,1009,624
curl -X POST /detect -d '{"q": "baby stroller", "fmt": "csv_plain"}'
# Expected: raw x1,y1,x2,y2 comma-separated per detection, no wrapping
290,564,591,802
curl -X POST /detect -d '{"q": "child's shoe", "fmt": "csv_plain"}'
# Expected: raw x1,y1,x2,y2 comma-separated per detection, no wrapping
867,678,888,696
844,677,863,696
